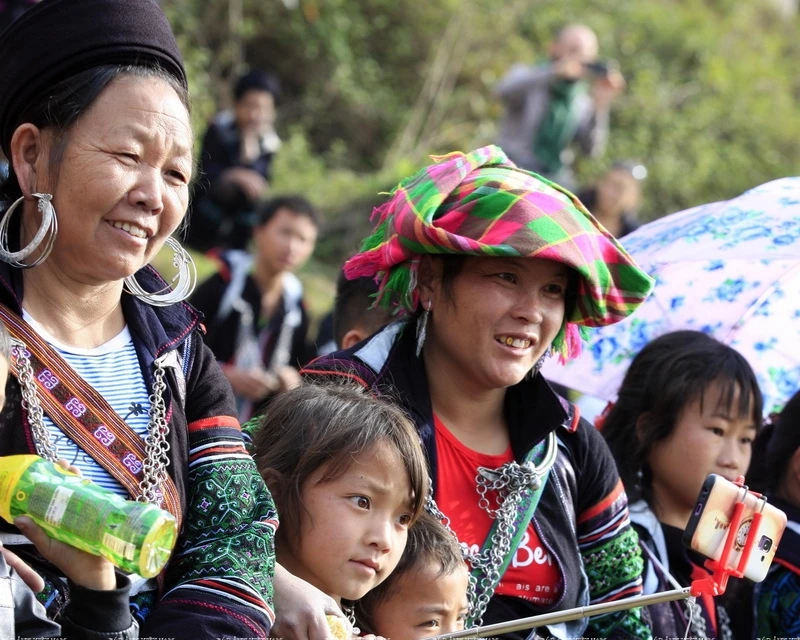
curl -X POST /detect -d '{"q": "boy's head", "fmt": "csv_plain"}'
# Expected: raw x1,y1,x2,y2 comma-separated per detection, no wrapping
253,196,319,277
0,320,9,410
356,511,470,639
233,69,280,134
333,270,394,350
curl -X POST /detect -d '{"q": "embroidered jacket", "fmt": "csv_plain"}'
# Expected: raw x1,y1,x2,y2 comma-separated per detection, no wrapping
755,497,800,637
0,263,277,640
302,321,651,640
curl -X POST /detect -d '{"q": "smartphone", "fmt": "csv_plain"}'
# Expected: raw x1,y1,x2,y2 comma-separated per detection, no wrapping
683,474,787,582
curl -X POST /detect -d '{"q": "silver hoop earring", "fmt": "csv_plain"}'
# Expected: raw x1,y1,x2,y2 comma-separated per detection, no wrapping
0,193,58,268
415,299,431,358
531,347,552,378
123,236,197,307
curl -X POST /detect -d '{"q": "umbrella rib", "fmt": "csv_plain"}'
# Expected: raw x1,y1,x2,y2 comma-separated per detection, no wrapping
722,262,800,345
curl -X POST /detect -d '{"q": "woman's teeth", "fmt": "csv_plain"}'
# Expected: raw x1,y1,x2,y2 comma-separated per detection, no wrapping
498,336,531,349
110,221,147,239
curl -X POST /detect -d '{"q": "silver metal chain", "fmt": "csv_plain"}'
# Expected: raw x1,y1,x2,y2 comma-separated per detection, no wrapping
468,467,533,627
12,340,59,461
138,360,171,505
428,431,558,628
12,338,170,506
342,604,361,636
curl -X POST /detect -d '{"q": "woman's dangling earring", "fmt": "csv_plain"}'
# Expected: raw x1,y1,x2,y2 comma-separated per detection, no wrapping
416,299,431,357
123,236,197,307
0,192,58,268
531,347,552,378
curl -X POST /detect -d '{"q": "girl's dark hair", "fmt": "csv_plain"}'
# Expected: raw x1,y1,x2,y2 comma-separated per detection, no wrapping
749,389,800,495
602,330,763,506
0,63,191,206
252,383,429,543
355,511,466,635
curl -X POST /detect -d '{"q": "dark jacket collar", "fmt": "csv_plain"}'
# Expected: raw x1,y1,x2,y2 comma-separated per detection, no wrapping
0,262,201,364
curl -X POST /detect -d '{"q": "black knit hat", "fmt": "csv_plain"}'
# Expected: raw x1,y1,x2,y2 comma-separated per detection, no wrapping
0,0,187,155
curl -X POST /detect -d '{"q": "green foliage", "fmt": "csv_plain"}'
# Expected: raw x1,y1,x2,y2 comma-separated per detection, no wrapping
164,0,800,249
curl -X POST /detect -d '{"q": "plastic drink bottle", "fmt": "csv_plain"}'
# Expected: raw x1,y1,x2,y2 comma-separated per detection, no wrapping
0,454,177,577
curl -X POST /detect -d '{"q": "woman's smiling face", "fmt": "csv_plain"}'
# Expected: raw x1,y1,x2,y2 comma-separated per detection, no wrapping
28,74,193,284
420,256,569,393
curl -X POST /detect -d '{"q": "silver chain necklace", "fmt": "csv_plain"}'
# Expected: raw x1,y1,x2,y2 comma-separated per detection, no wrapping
427,431,557,627
342,604,361,636
12,340,171,505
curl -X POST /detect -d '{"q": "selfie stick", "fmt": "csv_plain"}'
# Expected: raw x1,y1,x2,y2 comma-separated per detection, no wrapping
431,476,765,640
429,588,693,639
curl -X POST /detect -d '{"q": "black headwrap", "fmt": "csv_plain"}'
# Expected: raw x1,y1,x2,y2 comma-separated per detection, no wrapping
0,0,187,156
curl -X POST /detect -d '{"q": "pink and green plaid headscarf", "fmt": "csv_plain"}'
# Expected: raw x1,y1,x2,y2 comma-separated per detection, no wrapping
344,145,654,361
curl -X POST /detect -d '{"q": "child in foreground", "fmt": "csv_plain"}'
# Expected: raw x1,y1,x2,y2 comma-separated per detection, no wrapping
356,511,470,639
252,383,429,634
601,330,762,640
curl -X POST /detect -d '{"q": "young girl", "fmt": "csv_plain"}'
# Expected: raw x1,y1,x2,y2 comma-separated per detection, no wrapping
601,330,763,640
251,383,428,629
749,389,800,637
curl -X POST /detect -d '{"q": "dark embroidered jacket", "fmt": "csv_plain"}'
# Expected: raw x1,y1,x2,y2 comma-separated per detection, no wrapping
302,321,651,640
755,497,800,637
0,263,277,640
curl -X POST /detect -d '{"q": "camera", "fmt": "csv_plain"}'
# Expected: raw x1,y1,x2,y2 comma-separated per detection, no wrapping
758,535,773,552
583,60,614,77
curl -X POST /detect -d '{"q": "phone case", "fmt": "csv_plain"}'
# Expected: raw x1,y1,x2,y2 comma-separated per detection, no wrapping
682,474,787,582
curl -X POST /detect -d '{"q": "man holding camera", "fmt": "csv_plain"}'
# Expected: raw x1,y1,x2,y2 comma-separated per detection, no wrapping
495,24,625,188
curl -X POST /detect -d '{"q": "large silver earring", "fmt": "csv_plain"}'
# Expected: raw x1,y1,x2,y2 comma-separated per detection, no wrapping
531,347,552,378
0,193,58,268
415,299,431,357
123,236,197,307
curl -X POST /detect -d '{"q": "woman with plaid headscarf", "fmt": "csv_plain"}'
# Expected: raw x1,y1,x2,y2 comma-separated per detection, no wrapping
303,145,654,640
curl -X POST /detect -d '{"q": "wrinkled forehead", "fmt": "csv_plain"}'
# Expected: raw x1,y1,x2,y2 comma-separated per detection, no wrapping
79,76,193,154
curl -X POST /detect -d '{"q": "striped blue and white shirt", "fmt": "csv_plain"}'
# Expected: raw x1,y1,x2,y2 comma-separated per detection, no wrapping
24,311,151,498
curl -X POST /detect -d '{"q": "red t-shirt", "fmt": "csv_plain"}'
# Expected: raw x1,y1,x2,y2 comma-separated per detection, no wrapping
433,414,563,605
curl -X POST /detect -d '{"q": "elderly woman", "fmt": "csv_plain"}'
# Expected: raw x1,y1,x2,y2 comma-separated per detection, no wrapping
304,146,655,640
0,0,279,638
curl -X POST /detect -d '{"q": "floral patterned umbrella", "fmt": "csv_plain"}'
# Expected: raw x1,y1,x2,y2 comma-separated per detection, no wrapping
543,177,800,416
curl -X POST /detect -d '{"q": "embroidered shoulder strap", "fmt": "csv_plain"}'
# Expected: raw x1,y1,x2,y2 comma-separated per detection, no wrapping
0,304,183,526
